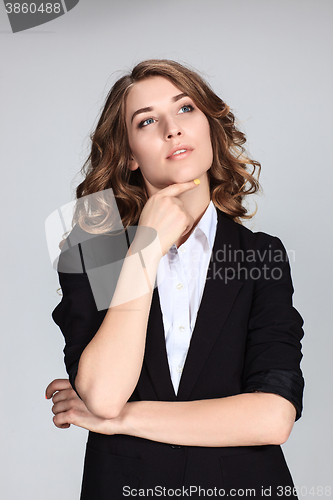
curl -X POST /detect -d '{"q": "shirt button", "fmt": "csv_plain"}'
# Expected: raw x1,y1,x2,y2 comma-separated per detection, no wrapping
180,247,186,253
171,445,182,449
178,326,185,332
176,365,183,373
176,283,183,290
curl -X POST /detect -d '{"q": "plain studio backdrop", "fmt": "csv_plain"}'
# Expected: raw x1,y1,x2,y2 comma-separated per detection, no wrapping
1,0,332,498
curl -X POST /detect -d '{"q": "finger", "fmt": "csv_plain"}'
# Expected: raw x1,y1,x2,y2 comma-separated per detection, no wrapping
45,378,71,399
45,379,71,400
52,399,75,415
53,407,86,429
53,413,71,429
180,214,195,237
52,396,87,416
158,179,200,198
52,388,78,404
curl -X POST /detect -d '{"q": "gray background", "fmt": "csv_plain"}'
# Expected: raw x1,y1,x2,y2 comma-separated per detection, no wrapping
1,0,332,498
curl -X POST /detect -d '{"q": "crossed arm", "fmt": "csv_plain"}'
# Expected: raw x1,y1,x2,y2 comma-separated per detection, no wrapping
46,379,296,447
51,215,301,448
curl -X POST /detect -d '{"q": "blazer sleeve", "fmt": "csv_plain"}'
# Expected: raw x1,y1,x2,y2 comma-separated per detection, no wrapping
52,224,141,394
52,272,108,394
242,235,305,420
52,239,108,393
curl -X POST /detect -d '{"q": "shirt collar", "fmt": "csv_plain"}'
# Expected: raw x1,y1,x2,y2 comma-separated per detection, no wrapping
168,200,218,255
192,200,218,250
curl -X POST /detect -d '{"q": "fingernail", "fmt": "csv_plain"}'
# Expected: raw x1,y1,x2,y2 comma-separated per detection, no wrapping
193,179,200,185
45,394,48,399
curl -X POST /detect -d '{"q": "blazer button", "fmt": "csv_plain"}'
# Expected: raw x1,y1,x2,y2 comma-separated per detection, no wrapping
171,445,182,449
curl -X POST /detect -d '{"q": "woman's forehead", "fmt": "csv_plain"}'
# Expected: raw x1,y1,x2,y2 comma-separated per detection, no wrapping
125,76,187,124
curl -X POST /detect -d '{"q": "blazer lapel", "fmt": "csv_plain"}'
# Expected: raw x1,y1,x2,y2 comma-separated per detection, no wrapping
176,209,244,401
144,287,177,401
125,224,177,401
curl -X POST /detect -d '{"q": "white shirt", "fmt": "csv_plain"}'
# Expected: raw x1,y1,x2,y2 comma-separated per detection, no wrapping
156,201,218,394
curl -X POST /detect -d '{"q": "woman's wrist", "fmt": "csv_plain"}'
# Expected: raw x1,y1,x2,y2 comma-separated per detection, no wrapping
115,402,141,436
129,229,163,266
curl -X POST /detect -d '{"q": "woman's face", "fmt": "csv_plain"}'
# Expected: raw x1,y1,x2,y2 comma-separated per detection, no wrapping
125,76,213,196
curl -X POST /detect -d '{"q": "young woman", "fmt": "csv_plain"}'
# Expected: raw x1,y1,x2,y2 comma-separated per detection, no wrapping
46,59,304,499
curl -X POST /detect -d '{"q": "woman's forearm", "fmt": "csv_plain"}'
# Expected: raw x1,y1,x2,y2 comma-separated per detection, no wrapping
74,182,201,420
117,393,296,447
75,235,161,419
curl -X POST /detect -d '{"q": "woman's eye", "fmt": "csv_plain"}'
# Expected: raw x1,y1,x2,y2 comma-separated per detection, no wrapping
138,117,155,128
138,105,194,128
179,104,194,114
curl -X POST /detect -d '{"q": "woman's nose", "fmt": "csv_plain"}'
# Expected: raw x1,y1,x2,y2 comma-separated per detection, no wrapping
164,117,182,139
167,130,182,139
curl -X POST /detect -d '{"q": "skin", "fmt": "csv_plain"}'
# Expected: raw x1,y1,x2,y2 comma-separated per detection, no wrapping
46,379,295,446
46,76,296,446
126,77,212,190
126,76,212,247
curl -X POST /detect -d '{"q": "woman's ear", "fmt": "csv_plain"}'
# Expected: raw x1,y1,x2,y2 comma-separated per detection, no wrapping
128,157,139,172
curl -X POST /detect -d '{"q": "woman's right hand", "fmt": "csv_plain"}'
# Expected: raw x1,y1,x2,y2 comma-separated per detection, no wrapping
137,180,200,256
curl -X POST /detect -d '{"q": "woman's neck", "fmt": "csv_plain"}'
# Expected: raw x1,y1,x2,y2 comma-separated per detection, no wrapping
173,174,211,248
144,172,211,249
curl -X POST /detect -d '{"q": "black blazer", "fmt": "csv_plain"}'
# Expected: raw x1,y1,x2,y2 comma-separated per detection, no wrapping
53,208,304,499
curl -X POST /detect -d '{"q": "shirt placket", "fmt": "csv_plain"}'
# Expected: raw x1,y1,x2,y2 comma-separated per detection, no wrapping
169,246,191,393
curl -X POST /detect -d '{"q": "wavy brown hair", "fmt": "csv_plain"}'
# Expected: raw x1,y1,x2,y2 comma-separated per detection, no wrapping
74,59,261,232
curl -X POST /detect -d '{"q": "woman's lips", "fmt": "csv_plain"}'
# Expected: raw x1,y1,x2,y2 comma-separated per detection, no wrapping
166,149,193,161
166,144,193,159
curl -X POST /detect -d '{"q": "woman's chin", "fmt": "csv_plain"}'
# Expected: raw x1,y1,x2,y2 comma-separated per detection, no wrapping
165,175,199,186
146,174,204,194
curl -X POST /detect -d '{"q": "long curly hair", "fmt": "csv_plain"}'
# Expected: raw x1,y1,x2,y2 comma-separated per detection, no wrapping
74,59,261,232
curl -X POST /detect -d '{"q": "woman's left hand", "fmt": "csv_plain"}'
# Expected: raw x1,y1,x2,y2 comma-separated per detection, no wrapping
45,379,121,435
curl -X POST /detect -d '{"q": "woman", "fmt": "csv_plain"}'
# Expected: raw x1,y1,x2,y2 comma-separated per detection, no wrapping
46,59,304,499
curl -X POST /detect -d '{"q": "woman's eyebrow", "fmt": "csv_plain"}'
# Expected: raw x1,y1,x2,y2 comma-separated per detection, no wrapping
173,92,188,102
131,93,189,123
